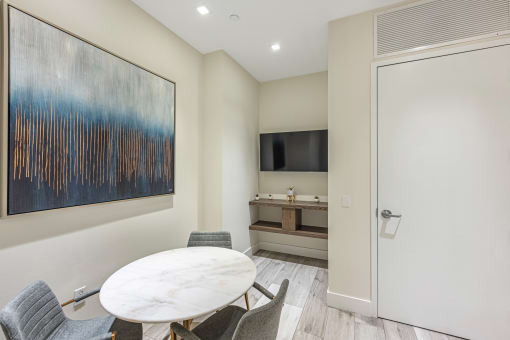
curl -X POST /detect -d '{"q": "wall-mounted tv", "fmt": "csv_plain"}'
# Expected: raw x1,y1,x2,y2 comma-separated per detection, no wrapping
260,130,328,172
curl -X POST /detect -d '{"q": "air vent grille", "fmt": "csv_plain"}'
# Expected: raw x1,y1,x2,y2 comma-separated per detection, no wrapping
375,0,510,57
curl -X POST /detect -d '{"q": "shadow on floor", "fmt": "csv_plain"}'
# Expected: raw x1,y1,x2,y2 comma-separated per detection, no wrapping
254,250,328,269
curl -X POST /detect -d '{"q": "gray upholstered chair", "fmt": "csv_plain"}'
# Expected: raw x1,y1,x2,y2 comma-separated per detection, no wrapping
0,280,142,340
187,231,267,310
171,279,289,340
187,231,233,249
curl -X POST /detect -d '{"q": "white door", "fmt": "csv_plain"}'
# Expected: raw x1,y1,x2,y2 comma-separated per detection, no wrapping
378,44,510,340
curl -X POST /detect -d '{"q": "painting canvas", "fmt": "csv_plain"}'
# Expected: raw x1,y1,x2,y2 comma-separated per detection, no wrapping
7,7,175,215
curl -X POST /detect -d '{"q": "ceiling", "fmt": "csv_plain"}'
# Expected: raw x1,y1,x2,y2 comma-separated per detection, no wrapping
131,0,402,82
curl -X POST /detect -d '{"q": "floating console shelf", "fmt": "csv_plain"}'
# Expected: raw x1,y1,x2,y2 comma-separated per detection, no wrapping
249,199,328,239
249,221,328,239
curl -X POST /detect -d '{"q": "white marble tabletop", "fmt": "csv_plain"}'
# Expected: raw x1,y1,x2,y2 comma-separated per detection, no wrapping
99,247,257,323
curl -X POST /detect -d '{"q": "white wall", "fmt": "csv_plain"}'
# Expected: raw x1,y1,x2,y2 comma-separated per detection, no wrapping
0,0,202,332
257,72,328,258
201,51,260,253
327,0,510,314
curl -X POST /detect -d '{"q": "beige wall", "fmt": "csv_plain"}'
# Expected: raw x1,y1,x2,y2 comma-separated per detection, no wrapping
221,52,260,253
328,11,373,302
259,72,328,133
0,0,202,333
201,51,260,252
257,72,328,257
327,0,510,311
200,52,224,230
258,71,328,197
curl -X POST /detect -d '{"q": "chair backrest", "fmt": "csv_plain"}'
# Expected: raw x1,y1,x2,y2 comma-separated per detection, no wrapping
187,231,232,249
0,281,66,340
233,279,289,340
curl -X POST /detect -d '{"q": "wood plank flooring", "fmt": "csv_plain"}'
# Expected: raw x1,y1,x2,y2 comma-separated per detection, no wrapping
143,250,462,340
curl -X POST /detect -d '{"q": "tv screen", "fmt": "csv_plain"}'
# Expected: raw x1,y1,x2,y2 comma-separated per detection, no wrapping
260,130,328,172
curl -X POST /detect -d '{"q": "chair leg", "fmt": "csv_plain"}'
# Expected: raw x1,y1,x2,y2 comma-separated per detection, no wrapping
183,319,193,329
171,319,192,340
244,292,250,310
170,325,176,340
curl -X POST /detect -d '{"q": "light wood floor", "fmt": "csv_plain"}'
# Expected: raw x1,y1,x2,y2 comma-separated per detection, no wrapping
143,250,462,340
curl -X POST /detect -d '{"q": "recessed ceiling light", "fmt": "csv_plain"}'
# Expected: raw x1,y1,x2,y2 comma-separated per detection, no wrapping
271,43,281,52
196,6,209,15
229,14,240,22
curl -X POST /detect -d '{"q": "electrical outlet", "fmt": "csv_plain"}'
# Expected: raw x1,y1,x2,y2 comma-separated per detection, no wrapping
341,195,352,208
74,286,87,306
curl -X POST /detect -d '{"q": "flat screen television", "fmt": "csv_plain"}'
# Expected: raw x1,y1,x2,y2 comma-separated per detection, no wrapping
260,130,328,172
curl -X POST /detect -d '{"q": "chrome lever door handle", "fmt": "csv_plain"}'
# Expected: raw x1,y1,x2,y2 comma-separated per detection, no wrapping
381,209,402,219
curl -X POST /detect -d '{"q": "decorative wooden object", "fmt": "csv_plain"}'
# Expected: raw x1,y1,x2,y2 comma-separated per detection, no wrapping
286,186,296,203
282,207,301,231
249,199,328,239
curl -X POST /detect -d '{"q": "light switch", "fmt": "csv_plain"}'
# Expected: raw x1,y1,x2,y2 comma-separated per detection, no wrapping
341,195,351,208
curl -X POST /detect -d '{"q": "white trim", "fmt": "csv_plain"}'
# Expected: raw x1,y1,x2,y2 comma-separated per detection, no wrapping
373,0,510,58
370,53,379,318
327,289,376,317
243,244,259,257
370,37,510,318
258,241,328,260
372,37,510,69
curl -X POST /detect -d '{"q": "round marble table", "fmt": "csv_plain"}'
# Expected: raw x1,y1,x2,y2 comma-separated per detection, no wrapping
99,247,257,324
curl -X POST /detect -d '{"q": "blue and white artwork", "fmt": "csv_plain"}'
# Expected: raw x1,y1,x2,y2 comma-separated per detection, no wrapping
8,7,175,215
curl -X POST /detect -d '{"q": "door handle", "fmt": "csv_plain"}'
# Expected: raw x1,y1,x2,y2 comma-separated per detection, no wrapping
381,209,402,219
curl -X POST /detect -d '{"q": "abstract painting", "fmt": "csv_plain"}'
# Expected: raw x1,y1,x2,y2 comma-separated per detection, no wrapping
7,7,175,215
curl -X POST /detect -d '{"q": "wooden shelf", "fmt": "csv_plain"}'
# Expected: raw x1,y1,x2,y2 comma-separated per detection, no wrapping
249,198,328,211
249,221,328,239
249,199,328,239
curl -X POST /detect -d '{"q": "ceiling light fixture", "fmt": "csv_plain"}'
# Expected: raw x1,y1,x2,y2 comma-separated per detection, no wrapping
196,6,209,15
271,43,281,52
229,14,240,22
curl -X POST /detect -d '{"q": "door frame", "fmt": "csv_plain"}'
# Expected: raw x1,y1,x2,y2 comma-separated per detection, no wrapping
369,37,510,317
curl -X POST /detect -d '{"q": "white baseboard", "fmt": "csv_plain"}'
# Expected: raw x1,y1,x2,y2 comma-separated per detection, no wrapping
327,289,376,316
243,244,260,257
257,241,328,260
